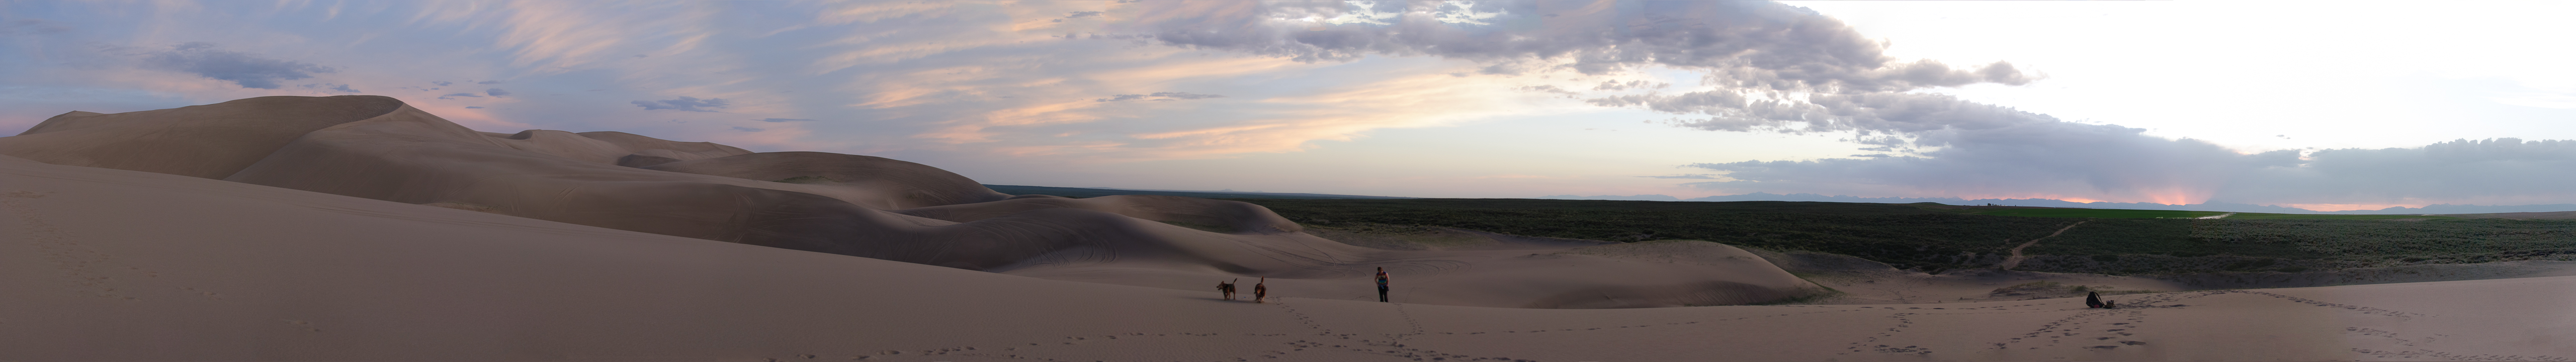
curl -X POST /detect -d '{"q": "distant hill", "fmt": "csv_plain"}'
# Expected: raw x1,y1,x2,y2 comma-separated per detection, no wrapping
985,185,1414,200
1538,192,2576,215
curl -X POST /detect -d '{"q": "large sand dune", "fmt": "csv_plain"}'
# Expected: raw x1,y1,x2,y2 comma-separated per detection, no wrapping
4,147,2570,361
0,96,1822,309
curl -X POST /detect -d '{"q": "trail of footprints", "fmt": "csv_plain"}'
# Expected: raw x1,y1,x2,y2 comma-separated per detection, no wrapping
8,191,239,305
4,190,166,302
755,286,2565,362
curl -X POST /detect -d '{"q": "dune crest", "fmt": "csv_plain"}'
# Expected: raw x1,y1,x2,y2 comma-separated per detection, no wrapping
0,96,1825,308
0,96,405,179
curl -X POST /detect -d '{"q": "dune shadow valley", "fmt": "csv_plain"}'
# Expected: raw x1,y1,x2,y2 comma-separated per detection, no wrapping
4,96,2573,361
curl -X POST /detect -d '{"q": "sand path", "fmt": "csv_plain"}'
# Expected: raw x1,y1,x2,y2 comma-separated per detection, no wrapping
1999,220,2088,270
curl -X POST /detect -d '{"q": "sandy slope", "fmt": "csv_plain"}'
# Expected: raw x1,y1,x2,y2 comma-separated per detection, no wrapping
0,96,1821,309
6,151,2573,361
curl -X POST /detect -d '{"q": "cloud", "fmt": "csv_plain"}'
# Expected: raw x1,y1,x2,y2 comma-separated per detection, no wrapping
1148,92,1223,100
433,81,453,86
1593,80,1665,92
1129,1,2028,85
756,118,819,122
438,93,482,100
0,18,73,36
1097,92,1227,102
2216,138,2576,206
1668,122,2576,207
299,83,361,93
1055,11,1103,22
1690,137,2576,206
485,88,510,97
464,106,485,109
632,96,730,112
140,42,336,89
1685,120,2300,206
731,126,765,132
1639,174,1721,179
477,80,503,84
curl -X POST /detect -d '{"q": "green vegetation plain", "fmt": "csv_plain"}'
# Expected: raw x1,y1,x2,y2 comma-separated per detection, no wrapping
983,187,2573,275
1214,198,2576,275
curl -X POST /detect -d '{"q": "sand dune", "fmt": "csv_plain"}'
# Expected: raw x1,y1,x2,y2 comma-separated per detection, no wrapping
0,96,406,179
641,151,1011,210
4,155,2570,361
0,96,1823,309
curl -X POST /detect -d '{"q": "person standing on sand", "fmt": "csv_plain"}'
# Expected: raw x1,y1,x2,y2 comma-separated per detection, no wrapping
1218,279,1237,301
1253,278,1268,303
1375,267,1391,302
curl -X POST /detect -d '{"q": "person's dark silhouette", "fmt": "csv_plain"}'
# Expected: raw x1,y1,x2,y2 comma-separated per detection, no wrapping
1375,267,1391,302
1253,277,1268,303
2085,291,2104,309
1218,279,1237,301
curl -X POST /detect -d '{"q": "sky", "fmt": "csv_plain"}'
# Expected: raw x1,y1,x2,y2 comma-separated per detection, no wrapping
3,1,2572,211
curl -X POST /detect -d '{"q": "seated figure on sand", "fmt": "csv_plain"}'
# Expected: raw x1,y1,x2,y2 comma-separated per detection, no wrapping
2086,291,2116,309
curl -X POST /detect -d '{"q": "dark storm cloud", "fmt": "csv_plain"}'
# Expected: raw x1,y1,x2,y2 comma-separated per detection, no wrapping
1113,1,2575,206
1697,121,2294,193
140,42,336,89
1132,1,2028,89
632,96,730,112
1690,136,2576,206
485,88,510,97
2214,138,2576,205
1597,92,2057,136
